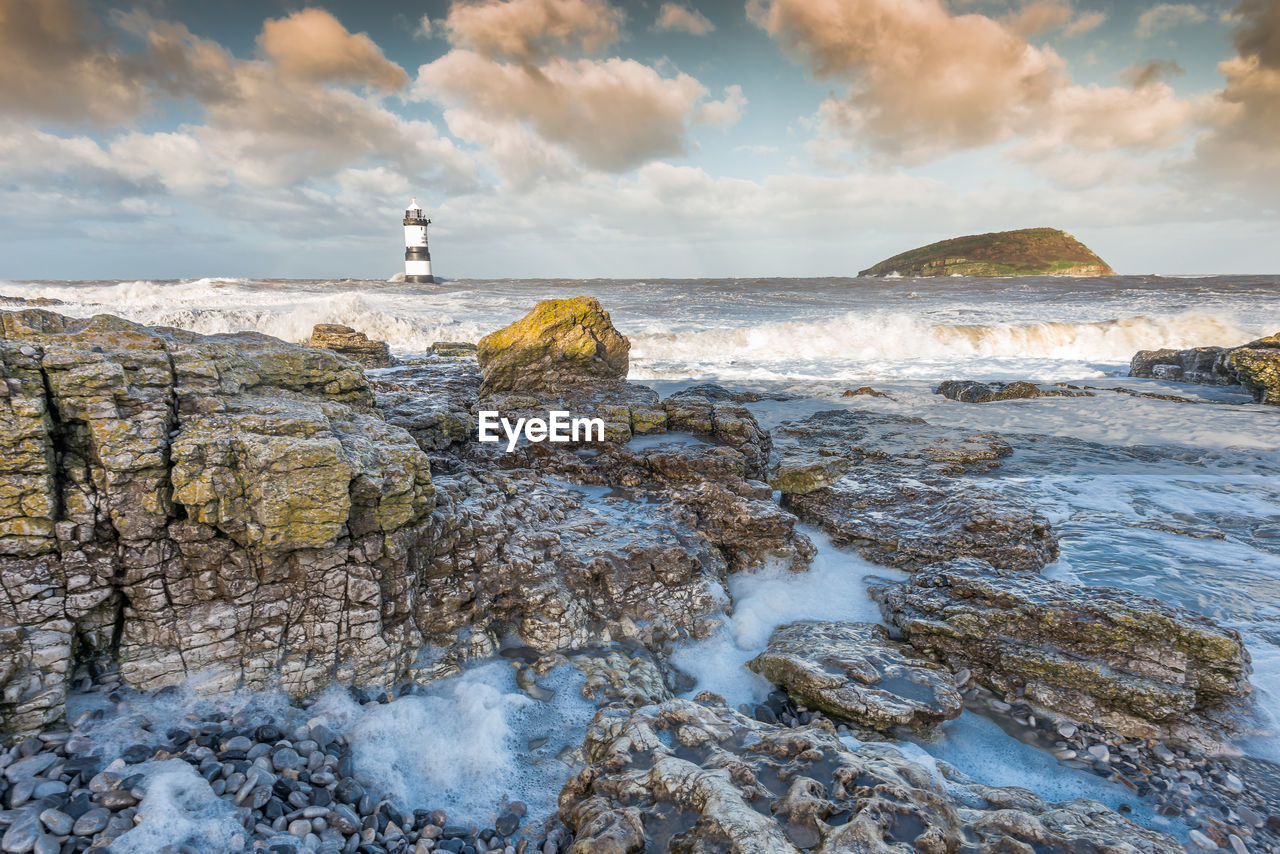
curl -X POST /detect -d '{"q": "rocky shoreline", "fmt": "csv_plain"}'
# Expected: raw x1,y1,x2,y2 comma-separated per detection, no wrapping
1,300,1278,853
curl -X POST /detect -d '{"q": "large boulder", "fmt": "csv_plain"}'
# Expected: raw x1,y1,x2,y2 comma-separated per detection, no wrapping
307,323,393,368
871,560,1252,744
560,698,1181,854
747,621,963,730
476,296,629,394
1129,331,1279,403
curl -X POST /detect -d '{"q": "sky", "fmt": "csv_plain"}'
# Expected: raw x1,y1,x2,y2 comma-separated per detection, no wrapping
0,0,1277,279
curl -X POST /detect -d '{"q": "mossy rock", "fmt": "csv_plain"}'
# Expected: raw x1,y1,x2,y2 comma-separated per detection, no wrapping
476,296,630,394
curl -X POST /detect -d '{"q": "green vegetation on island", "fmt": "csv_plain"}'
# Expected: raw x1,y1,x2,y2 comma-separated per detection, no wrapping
859,227,1116,277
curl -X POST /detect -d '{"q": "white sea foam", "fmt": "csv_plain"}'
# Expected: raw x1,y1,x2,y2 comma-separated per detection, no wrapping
316,661,598,824
111,760,245,853
670,525,905,707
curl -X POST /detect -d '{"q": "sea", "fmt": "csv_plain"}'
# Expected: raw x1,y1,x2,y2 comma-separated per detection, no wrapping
3,274,1278,847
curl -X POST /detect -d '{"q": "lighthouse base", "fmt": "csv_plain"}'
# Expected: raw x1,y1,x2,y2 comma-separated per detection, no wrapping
405,274,436,284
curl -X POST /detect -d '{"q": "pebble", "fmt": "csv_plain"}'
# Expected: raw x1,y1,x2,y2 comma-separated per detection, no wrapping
71,807,110,836
1,811,41,853
1057,723,1077,739
1087,745,1110,763
37,808,72,836
335,779,364,805
97,790,137,810
1188,830,1219,850
1236,806,1264,828
1227,834,1248,854
3,755,56,782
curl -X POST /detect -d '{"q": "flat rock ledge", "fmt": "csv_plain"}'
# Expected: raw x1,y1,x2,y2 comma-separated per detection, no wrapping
871,559,1252,747
746,620,963,731
560,698,1182,854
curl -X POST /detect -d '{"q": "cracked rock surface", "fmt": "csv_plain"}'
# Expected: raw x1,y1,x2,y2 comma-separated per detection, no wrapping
559,698,1182,854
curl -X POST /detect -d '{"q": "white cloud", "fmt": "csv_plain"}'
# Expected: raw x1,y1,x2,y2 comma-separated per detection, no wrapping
1136,3,1208,38
412,0,744,172
654,3,716,35
750,0,1203,168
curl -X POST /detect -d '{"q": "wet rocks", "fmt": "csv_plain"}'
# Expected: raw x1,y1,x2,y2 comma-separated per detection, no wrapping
935,379,1091,403
307,323,394,368
871,559,1253,743
481,380,666,444
1129,331,1280,404
1225,333,1280,404
374,354,482,453
560,698,1182,854
413,470,735,665
0,677,543,854
746,621,963,730
476,296,630,394
770,410,1013,479
661,384,772,480
1130,346,1234,385
771,410,1056,573
785,476,1058,573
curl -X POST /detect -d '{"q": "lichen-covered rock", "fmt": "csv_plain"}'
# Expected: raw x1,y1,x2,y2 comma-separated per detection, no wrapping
1225,333,1280,404
477,296,629,394
935,380,1091,403
871,560,1252,743
307,323,394,368
0,310,435,730
560,699,1181,854
769,452,850,494
747,621,963,730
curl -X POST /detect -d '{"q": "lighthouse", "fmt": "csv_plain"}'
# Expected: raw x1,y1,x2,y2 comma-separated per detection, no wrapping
403,197,434,283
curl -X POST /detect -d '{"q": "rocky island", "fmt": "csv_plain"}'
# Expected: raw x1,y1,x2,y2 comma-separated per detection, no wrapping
859,228,1116,277
0,299,1276,854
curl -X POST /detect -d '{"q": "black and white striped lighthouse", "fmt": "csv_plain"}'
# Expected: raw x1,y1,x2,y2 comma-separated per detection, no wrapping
403,197,434,283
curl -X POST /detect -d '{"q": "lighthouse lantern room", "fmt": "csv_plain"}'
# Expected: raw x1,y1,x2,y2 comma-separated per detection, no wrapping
403,198,434,283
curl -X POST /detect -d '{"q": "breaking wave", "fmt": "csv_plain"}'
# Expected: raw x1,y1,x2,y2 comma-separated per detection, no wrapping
629,310,1258,365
